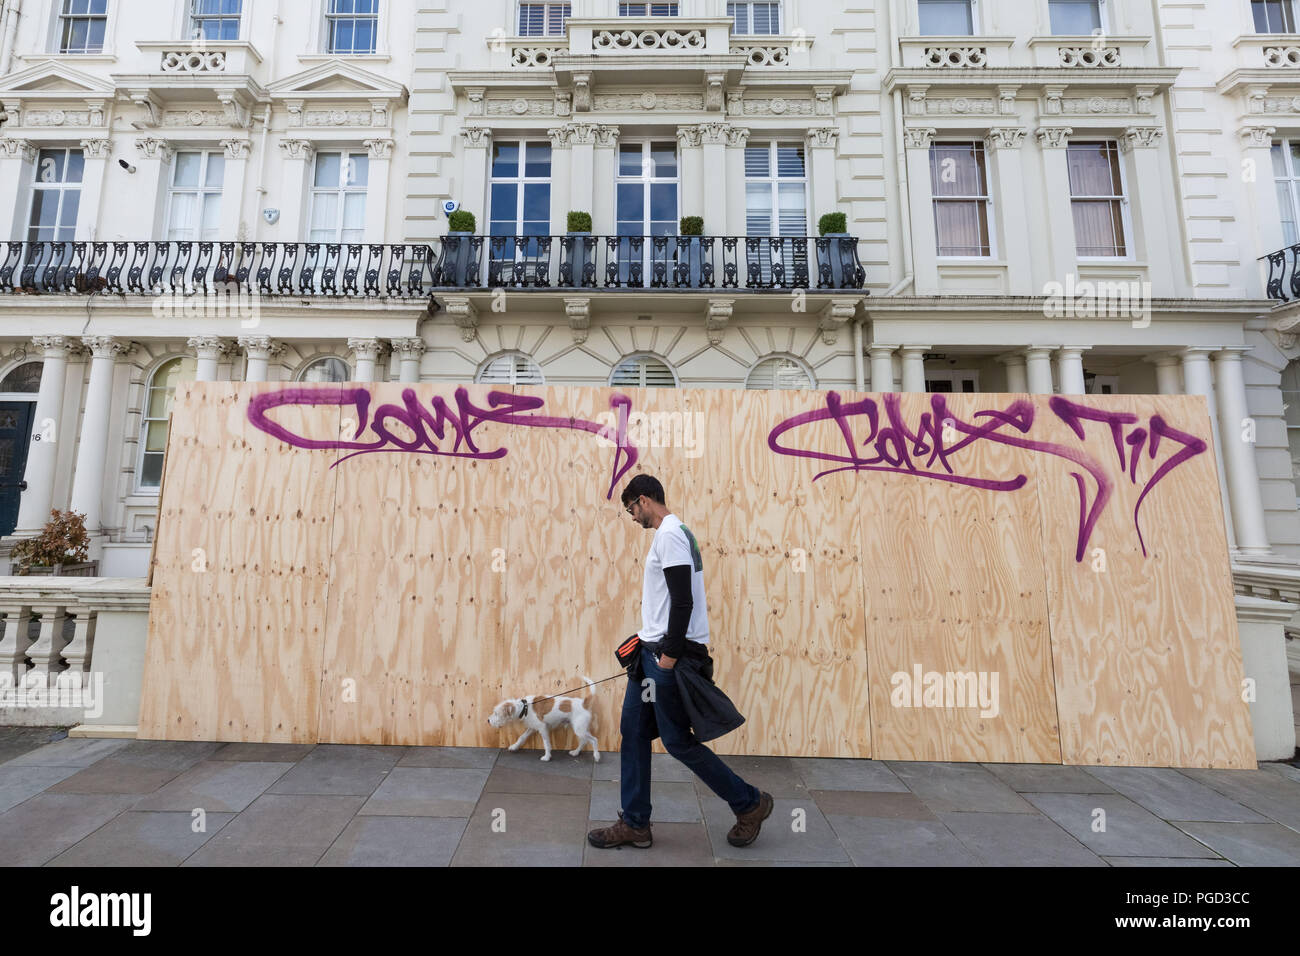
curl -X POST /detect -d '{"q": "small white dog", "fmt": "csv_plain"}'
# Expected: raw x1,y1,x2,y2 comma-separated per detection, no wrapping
487,676,601,762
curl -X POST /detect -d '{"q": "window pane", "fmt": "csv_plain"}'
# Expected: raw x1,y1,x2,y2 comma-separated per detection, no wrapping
935,200,990,256
1278,181,1298,246
918,0,972,35
314,153,341,188
777,182,806,235
492,142,519,178
651,142,677,176
169,192,197,239
930,144,985,196
1067,143,1120,196
1072,200,1125,256
524,143,551,177
650,183,676,224
205,153,226,188
65,150,84,184
37,150,65,184
346,154,369,187
746,182,773,235
173,152,202,188
776,144,805,177
619,144,643,176
1049,0,1101,34
343,192,366,232
522,183,550,225
744,145,770,177
58,192,79,239
201,193,222,239
616,183,644,229
1274,143,1288,178
310,193,340,240
490,182,518,228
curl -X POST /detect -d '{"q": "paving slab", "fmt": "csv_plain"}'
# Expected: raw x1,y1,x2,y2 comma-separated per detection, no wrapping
46,761,184,795
265,744,403,796
983,763,1116,794
886,762,1038,813
790,758,908,792
810,790,938,820
451,792,589,867
209,743,317,763
46,810,236,866
357,767,489,816
317,817,467,867
1084,767,1271,823
938,811,1107,866
396,747,499,770
132,760,296,813
700,794,849,863
1023,792,1223,859
484,767,592,796
583,821,715,866
0,764,82,813
691,755,810,799
1263,762,1300,785
714,858,856,867
0,792,143,866
592,752,696,783
1179,767,1300,834
94,740,224,771
0,727,69,766
1171,822,1300,866
182,794,367,866
1,737,129,768
491,748,597,777
1103,856,1235,867
589,779,702,824
825,815,978,866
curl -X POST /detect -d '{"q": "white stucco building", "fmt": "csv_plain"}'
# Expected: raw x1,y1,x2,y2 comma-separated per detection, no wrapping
0,0,1294,754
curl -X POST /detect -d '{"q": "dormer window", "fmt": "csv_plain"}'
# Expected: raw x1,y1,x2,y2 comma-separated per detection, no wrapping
728,1,781,34
518,2,570,35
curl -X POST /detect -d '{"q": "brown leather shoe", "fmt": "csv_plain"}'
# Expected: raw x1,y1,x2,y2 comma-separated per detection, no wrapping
587,812,652,849
727,791,773,847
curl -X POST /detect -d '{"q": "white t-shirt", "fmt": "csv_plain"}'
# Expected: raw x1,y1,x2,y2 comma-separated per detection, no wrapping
640,514,710,647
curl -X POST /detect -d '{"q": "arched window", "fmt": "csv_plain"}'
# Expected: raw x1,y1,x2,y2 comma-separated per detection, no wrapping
0,362,42,393
610,354,677,388
297,356,351,382
476,352,545,385
138,356,197,490
746,355,814,390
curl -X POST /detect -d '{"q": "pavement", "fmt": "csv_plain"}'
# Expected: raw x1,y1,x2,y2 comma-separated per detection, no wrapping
0,727,1297,866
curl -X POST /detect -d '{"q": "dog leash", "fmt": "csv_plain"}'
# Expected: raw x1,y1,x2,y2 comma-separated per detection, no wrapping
528,671,626,707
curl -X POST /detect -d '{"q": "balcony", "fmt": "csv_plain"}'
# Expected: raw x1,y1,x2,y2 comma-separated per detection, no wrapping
1261,243,1300,302
0,236,867,298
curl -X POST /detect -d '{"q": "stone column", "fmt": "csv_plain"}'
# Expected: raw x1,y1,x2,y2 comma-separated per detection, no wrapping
547,126,573,235
219,139,253,239
76,138,114,241
1182,346,1235,549
1025,346,1056,395
1120,128,1177,291
724,127,750,236
391,338,426,383
0,140,35,238
1213,348,1272,557
348,337,385,383
188,336,229,382
459,128,492,230
14,336,74,534
701,123,729,233
678,126,704,222
1055,346,1089,395
869,344,898,392
133,137,176,237
277,139,316,240
1149,354,1183,395
984,128,1032,294
68,336,134,535
806,127,839,236
238,335,281,382
1035,127,1077,286
900,346,930,393
591,125,619,234
363,138,395,243
903,127,939,292
997,352,1029,392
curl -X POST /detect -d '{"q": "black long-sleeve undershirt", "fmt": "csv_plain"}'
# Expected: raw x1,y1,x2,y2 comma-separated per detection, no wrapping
659,564,694,660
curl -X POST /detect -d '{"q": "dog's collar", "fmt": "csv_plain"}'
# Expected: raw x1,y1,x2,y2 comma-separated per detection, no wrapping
518,698,529,719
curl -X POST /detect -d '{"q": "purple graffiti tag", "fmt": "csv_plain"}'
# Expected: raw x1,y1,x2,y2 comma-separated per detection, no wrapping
768,392,1208,562
247,386,639,500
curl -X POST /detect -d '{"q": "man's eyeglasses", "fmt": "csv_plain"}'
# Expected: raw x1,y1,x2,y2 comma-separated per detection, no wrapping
625,496,642,516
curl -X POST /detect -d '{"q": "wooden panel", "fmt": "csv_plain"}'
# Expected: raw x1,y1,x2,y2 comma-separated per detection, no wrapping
139,382,341,742
1031,394,1254,768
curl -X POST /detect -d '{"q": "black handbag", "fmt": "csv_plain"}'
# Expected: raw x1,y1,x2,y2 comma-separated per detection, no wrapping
615,633,640,668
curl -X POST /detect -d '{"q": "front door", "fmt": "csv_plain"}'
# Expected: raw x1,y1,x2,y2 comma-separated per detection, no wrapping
0,402,35,536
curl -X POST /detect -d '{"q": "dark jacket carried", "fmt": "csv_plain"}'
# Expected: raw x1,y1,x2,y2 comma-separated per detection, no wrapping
627,640,746,743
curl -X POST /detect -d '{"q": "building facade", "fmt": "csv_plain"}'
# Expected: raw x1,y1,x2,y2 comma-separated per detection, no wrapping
0,1,1296,753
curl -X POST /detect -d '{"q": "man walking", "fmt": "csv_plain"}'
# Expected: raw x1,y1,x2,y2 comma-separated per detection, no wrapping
587,474,773,850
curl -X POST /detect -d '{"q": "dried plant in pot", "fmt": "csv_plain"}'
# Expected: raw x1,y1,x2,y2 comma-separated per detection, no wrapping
10,509,95,577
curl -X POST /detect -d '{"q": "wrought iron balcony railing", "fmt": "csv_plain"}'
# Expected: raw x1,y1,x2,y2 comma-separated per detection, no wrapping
0,235,867,298
1261,243,1300,302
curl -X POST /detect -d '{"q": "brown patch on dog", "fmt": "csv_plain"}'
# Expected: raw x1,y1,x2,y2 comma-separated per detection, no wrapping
532,698,555,718
558,700,571,713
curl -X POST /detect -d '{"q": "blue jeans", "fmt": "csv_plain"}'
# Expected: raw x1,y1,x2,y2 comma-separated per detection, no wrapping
619,644,760,829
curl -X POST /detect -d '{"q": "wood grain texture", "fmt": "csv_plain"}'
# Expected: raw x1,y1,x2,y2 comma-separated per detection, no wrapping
138,384,1252,767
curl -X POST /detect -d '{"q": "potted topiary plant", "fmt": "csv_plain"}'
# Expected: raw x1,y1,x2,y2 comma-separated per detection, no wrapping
563,211,595,287
10,509,96,577
436,209,479,287
816,212,855,289
678,216,706,288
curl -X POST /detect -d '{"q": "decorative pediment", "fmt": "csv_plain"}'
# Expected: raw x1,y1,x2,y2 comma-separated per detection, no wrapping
267,62,408,101
0,60,116,98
